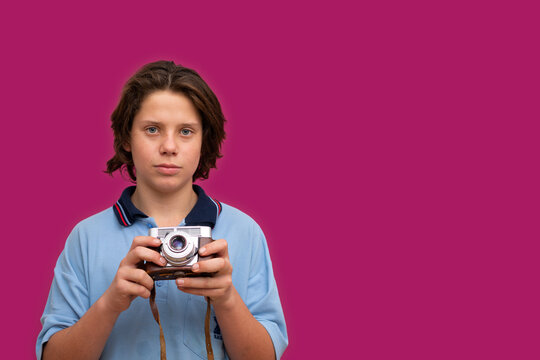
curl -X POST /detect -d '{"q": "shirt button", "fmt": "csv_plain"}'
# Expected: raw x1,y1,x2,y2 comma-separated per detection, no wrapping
155,281,163,287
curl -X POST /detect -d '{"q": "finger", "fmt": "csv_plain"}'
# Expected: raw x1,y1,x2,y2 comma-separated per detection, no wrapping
124,246,167,267
176,275,231,290
199,239,228,257
192,257,228,274
116,278,152,299
176,286,229,299
119,268,155,291
130,236,161,251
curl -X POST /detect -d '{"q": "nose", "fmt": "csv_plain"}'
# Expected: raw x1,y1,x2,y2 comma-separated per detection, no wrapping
159,133,178,155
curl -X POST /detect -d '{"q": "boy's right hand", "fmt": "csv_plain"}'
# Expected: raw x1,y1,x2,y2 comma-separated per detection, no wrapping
100,236,167,314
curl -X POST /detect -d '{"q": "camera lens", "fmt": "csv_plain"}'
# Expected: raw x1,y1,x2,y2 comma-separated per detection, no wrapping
169,235,186,251
162,231,197,266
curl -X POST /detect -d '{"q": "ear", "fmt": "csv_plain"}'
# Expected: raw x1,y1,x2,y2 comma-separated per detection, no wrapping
122,142,131,152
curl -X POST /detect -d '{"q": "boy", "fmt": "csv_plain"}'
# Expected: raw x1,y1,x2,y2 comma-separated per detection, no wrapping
36,61,288,359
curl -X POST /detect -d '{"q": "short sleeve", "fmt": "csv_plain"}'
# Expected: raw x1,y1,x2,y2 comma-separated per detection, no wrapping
36,225,90,359
245,224,288,359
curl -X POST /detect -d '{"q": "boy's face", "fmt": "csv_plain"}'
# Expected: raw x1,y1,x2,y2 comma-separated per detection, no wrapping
124,90,203,194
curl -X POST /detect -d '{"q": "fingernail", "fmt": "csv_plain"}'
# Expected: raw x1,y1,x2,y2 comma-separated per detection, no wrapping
199,247,207,255
177,279,184,286
160,257,167,265
153,238,161,245
192,263,199,272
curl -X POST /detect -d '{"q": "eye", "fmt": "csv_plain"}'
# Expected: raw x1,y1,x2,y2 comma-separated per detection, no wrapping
180,129,193,136
146,126,158,134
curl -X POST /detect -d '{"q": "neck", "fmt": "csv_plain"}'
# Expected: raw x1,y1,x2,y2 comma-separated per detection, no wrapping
131,183,198,227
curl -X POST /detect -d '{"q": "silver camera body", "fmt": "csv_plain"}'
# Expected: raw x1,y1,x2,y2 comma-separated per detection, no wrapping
149,226,212,267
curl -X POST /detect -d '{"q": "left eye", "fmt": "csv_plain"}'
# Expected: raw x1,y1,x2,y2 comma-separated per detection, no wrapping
146,127,158,134
181,129,192,136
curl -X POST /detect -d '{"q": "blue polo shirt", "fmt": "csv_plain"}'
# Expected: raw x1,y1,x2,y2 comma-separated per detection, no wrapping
37,185,288,359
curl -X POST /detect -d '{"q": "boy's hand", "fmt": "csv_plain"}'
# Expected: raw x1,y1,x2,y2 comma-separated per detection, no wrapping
101,236,166,314
175,239,234,308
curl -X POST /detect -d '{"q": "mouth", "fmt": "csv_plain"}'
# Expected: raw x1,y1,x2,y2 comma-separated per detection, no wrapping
155,163,182,175
155,163,181,169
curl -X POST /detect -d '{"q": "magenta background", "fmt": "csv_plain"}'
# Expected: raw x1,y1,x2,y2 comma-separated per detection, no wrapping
2,1,539,359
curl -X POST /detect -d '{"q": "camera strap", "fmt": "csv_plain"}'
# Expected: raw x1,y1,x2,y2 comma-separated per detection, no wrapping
149,286,214,360
204,296,215,360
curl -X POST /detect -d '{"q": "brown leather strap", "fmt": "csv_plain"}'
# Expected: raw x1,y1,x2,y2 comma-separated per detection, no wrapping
150,287,214,360
150,286,167,360
205,297,214,360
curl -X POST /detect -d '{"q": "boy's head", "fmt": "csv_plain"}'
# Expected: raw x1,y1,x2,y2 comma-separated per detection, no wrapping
106,60,226,182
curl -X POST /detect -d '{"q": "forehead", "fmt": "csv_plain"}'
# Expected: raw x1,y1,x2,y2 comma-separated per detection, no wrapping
134,90,201,126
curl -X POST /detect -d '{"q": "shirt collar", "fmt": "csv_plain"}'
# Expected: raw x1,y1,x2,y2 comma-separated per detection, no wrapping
113,185,221,228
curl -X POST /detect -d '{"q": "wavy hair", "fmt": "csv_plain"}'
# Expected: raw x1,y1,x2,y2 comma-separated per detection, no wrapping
105,60,226,182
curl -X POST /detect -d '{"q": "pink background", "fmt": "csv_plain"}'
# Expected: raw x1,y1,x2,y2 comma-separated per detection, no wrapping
2,1,539,359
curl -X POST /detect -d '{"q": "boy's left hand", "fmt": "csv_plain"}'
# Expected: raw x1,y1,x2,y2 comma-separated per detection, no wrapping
176,238,234,307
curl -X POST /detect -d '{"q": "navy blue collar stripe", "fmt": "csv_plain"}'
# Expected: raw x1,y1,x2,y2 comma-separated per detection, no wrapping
210,197,222,215
114,201,131,226
112,185,221,228
209,197,222,221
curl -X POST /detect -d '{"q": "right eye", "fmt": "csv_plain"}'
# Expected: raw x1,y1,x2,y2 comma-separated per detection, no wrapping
146,126,158,134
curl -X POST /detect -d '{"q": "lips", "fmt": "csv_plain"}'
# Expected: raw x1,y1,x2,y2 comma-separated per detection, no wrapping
156,163,180,169
155,163,181,175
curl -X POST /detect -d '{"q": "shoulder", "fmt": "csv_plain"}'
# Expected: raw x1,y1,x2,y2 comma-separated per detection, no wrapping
68,207,122,240
212,202,270,263
216,202,263,233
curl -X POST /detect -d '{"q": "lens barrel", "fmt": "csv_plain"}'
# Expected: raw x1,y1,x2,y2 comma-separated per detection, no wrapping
169,235,186,251
162,232,197,266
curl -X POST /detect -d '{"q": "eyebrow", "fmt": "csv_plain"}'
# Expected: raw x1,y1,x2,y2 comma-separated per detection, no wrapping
140,120,201,128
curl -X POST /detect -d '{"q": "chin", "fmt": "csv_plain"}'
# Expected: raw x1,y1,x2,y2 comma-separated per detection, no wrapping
153,178,192,193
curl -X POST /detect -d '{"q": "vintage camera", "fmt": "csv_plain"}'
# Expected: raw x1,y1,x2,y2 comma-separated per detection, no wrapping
144,226,214,280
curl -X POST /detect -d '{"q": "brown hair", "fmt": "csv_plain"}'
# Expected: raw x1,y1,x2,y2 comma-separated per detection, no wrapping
105,60,226,182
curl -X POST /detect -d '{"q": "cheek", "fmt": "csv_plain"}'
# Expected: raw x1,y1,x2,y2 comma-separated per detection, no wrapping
191,147,202,165
193,138,203,158
130,143,152,165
